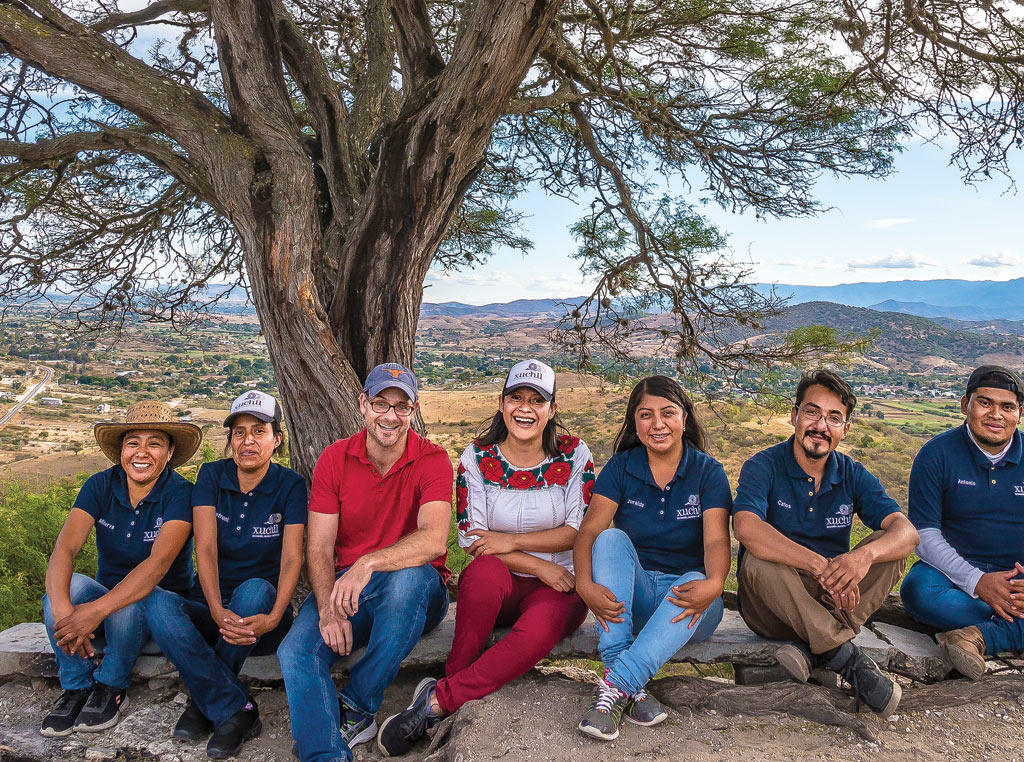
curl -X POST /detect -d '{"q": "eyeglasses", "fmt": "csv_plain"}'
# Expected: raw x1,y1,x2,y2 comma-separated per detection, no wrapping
797,405,847,428
369,400,415,417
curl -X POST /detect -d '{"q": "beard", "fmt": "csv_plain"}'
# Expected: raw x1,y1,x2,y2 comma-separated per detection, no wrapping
797,430,832,460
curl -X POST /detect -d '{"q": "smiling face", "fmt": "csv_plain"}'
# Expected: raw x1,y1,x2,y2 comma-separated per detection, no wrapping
120,429,174,488
229,413,281,473
500,387,556,448
962,386,1022,452
360,386,416,452
790,383,850,461
634,394,686,456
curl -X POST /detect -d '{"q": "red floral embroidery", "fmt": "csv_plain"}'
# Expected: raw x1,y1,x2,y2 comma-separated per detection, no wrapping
508,470,539,489
543,461,572,486
582,478,594,506
479,456,505,483
455,483,468,515
557,435,579,455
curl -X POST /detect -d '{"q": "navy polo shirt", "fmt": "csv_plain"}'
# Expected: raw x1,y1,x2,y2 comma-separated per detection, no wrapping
191,458,307,597
73,465,194,595
733,437,901,564
909,424,1024,571
593,444,733,575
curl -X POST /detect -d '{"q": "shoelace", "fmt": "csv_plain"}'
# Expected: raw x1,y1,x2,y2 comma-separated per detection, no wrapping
397,690,437,738
631,689,648,703
834,653,864,713
594,681,625,714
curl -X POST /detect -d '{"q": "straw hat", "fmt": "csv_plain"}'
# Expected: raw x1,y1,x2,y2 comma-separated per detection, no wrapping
94,400,202,470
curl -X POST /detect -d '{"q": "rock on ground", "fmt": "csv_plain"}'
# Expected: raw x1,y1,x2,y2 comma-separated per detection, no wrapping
3,670,1024,762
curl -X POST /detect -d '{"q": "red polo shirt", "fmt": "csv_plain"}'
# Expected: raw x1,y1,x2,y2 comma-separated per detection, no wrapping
309,428,454,580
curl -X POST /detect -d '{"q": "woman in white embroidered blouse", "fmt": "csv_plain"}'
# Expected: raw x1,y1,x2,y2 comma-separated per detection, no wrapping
376,360,594,757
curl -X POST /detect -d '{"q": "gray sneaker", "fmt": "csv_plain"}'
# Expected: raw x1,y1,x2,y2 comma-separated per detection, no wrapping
578,679,629,741
339,696,377,748
624,688,668,726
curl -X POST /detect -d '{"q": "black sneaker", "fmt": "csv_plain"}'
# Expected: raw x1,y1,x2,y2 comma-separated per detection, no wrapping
206,700,261,760
40,688,91,737
823,641,901,717
173,698,213,741
74,683,130,732
376,678,439,757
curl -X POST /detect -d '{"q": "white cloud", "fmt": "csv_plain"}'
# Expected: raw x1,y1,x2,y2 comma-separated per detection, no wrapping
776,256,836,270
424,268,593,302
848,249,939,270
865,218,918,229
967,250,1022,268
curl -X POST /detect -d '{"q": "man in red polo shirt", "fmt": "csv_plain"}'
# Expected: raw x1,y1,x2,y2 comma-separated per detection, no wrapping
278,363,453,762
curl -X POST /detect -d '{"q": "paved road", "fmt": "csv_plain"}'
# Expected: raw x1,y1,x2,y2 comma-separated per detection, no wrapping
0,365,53,428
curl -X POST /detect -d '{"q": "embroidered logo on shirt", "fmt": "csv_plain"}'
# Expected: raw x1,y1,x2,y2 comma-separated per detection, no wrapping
1014,485,1024,496
253,515,282,538
825,504,853,529
143,516,163,542
676,495,701,520
98,518,115,530
626,498,645,509
958,478,977,486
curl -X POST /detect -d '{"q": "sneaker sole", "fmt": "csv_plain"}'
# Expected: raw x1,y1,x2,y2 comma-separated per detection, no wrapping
624,709,668,727
938,639,986,680
376,677,436,757
39,724,76,738
207,718,262,760
74,695,130,733
346,720,378,747
875,680,902,718
577,720,619,741
775,645,811,683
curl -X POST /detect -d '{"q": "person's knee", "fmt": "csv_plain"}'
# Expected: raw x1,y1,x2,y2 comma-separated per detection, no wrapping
458,556,510,595
230,578,276,616
898,564,933,614
673,571,707,586
276,608,319,670
142,589,181,631
379,565,437,605
592,528,631,559
739,554,793,590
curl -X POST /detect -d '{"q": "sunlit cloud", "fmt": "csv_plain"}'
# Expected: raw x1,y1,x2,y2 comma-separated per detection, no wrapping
967,250,1021,268
848,249,939,270
776,256,837,270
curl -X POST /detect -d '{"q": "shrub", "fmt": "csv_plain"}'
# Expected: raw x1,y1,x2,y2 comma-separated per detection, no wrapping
0,477,96,630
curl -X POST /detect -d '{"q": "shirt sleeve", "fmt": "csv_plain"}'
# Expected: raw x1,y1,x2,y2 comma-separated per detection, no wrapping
457,447,488,548
592,452,626,505
916,527,985,597
73,471,107,521
732,453,773,519
191,462,218,508
908,442,944,531
281,472,309,526
162,476,194,524
418,449,455,505
701,460,733,513
851,462,901,530
563,440,595,530
308,445,342,515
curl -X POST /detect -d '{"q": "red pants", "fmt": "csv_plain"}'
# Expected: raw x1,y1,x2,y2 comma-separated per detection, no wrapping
434,554,589,713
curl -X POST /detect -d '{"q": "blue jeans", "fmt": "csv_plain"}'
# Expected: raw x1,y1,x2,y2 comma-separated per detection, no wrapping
592,529,724,695
42,573,151,691
145,578,291,726
901,561,1024,654
277,566,449,762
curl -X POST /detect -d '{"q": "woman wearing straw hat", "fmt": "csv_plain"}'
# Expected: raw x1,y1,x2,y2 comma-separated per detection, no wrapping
144,391,306,759
40,400,200,738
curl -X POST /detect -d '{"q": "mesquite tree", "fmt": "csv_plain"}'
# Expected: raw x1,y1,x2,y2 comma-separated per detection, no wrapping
1,1,1022,478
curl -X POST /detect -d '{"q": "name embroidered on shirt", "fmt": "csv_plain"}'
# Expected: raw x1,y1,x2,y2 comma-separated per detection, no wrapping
98,518,115,530
958,478,976,486
216,512,229,522
626,498,645,508
777,499,792,510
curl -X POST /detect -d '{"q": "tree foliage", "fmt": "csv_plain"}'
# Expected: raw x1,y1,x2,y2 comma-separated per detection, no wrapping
0,1,1021,476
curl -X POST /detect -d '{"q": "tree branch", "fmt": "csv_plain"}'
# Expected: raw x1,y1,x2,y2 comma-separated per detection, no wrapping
389,0,445,94
91,0,209,33
350,0,401,153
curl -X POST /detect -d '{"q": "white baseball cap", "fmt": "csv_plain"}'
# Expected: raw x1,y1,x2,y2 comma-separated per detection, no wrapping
224,390,280,427
503,359,555,401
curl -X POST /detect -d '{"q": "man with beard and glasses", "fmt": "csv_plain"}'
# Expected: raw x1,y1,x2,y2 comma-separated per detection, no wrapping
901,365,1024,679
277,364,453,762
733,370,918,718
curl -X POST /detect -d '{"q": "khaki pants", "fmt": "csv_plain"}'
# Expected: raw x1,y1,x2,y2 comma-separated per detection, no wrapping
737,531,906,654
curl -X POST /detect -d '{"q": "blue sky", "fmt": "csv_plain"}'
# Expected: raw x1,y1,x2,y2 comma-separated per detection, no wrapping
425,139,1024,305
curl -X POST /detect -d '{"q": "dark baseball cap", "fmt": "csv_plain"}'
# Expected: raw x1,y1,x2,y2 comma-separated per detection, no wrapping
966,364,1024,403
363,362,418,401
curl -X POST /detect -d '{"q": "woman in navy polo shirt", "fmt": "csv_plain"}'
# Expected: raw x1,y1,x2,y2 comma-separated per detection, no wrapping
145,390,306,760
573,376,732,741
41,401,199,737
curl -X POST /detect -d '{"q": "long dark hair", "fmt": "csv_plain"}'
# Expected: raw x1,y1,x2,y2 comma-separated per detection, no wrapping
475,389,568,459
613,375,706,454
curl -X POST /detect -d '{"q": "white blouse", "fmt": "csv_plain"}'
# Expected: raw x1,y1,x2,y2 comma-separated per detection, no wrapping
455,434,595,575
